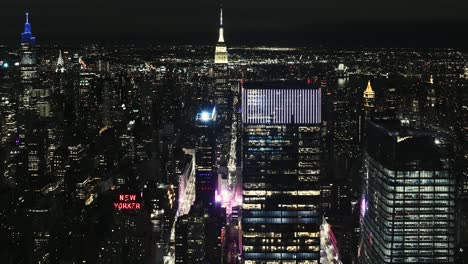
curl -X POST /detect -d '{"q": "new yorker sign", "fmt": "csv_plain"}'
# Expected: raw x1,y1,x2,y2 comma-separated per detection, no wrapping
114,194,141,210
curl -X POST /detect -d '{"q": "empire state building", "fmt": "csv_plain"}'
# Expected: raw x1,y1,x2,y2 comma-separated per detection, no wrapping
214,7,228,64
211,3,230,128
20,12,37,84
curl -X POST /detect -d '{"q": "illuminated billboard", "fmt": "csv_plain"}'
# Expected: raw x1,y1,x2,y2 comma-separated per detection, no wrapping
114,193,141,210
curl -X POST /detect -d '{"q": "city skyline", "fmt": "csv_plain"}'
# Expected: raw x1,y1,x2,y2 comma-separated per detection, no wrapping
0,2,466,264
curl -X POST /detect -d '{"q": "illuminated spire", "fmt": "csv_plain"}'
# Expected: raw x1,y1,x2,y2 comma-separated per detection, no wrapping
21,12,36,45
214,2,228,64
363,80,375,109
220,8,223,26
24,12,31,33
429,75,434,84
364,80,375,96
217,7,225,43
58,50,63,65
56,50,65,73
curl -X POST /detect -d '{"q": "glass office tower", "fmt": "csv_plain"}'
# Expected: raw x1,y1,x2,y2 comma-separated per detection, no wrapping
241,81,322,263
358,120,456,264
195,106,217,207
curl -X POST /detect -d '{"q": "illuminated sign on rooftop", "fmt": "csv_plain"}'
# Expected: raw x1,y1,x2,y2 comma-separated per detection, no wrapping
114,194,141,210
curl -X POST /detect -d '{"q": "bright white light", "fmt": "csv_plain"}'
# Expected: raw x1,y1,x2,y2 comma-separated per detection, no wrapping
435,139,441,145
200,111,211,121
3,62,8,68
215,190,221,203
235,196,242,206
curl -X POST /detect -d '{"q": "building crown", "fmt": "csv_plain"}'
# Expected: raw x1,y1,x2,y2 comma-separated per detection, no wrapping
364,80,375,97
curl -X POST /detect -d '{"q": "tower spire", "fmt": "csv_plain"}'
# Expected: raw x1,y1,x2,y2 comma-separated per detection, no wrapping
220,7,223,26
56,50,65,73
365,80,374,94
217,5,225,43
21,12,35,45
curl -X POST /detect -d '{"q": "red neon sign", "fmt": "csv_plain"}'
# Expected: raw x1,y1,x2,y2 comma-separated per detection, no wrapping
114,194,141,210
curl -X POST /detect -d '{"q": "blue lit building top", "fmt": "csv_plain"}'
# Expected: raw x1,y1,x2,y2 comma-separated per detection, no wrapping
21,12,36,46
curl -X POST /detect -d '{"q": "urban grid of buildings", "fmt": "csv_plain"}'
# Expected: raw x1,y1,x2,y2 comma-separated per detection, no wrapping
0,4,467,264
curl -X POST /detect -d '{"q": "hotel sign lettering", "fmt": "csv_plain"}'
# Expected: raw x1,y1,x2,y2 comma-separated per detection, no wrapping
114,194,141,210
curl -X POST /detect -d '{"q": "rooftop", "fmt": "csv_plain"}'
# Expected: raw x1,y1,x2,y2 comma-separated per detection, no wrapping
367,120,452,170
242,79,320,90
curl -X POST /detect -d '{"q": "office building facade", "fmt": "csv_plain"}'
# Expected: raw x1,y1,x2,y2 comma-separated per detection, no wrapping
195,106,217,207
241,81,322,263
358,120,456,263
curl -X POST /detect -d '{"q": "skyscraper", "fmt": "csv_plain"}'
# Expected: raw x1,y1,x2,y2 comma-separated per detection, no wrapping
421,75,439,127
178,149,196,216
212,3,230,125
360,80,376,144
358,120,456,263
56,50,65,73
241,81,322,263
20,12,37,84
175,205,206,263
214,6,228,65
363,80,375,111
195,106,217,207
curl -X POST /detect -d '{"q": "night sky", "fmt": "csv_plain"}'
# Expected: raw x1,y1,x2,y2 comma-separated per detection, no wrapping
1,0,467,46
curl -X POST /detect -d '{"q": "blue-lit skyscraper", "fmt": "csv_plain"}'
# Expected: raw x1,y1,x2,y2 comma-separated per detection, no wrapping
241,81,322,263
20,12,37,84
